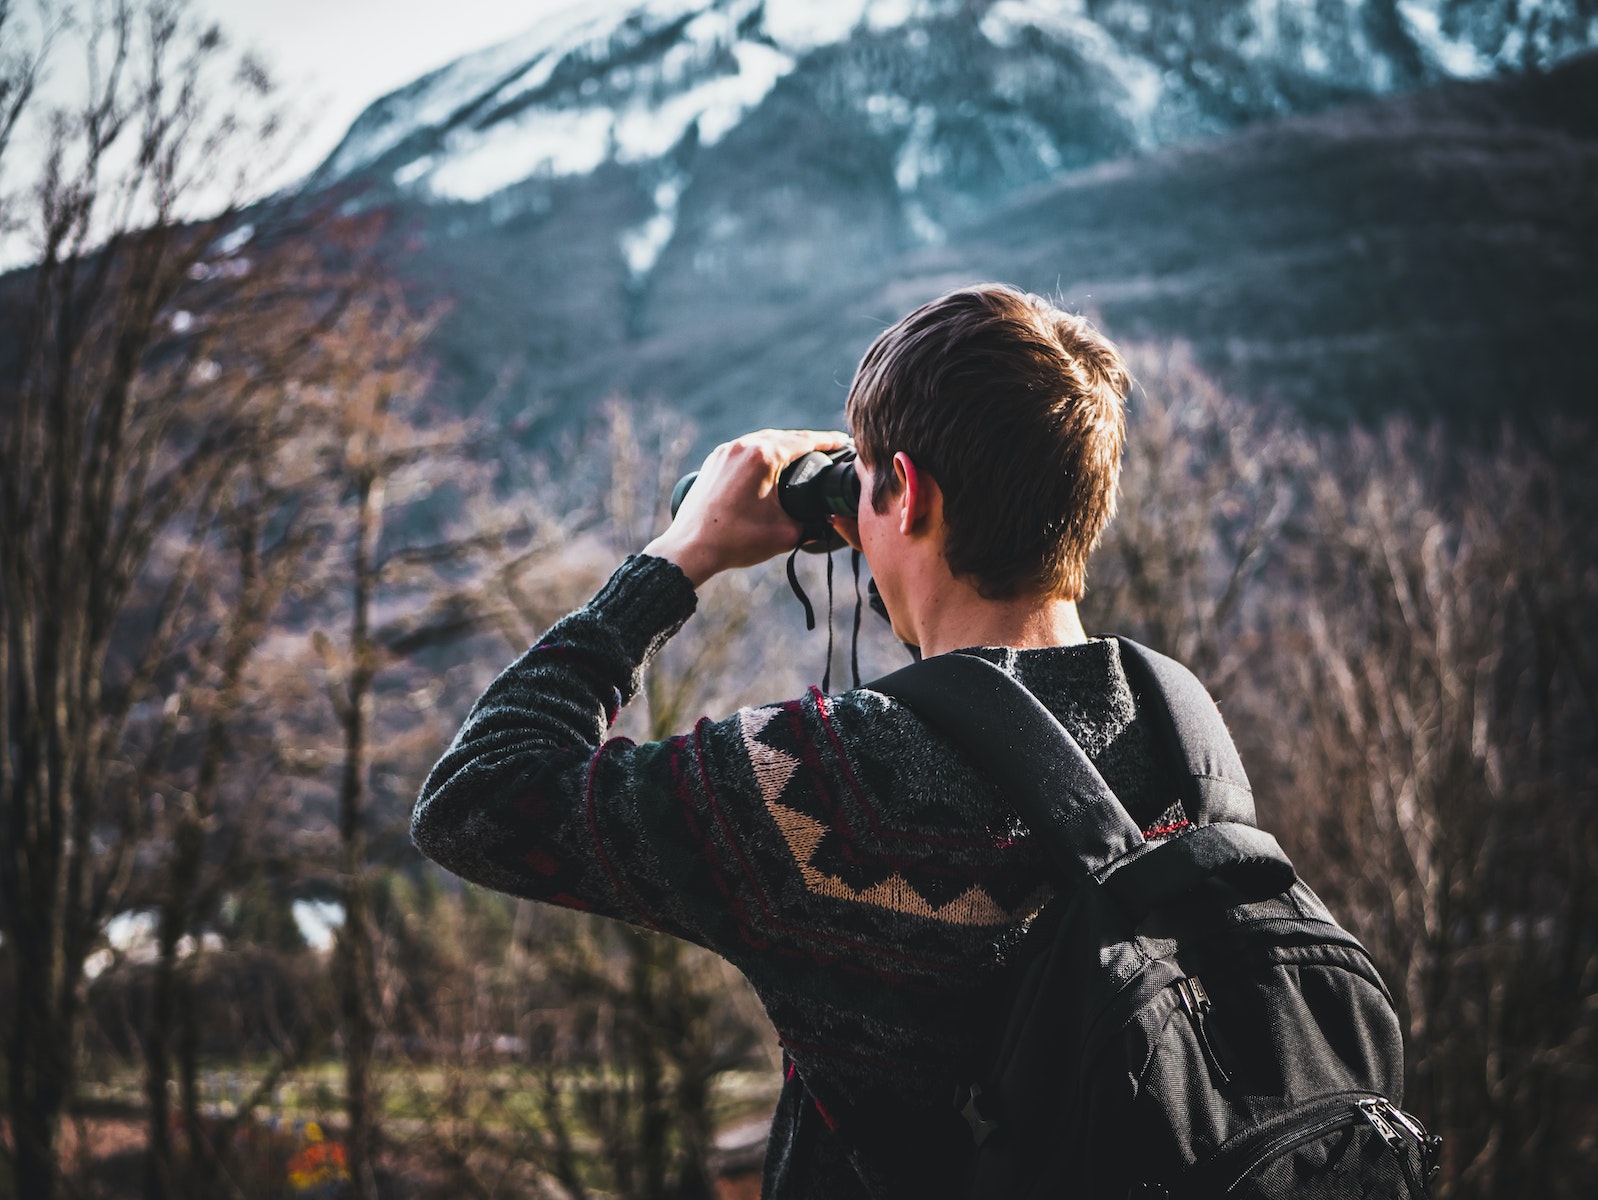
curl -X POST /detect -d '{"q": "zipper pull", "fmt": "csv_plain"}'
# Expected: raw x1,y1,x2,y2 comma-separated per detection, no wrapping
1176,976,1231,1088
1356,1098,1406,1156
1387,1105,1450,1176
1359,1098,1440,1197
957,1084,1002,1148
1369,1099,1444,1186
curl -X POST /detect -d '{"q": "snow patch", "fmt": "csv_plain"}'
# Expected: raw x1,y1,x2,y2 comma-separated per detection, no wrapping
333,0,945,192
903,199,944,245
427,109,612,200
423,37,793,202
691,41,796,144
293,899,345,953
981,1,1165,147
327,0,1595,207
864,92,914,133
620,173,687,280
213,223,255,255
1398,0,1493,78
863,0,937,33
394,155,435,187
695,0,937,54
894,105,943,193
763,0,872,50
684,5,742,47
331,0,704,175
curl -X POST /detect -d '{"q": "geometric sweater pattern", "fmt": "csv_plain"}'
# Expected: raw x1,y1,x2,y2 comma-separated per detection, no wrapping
412,554,1181,1199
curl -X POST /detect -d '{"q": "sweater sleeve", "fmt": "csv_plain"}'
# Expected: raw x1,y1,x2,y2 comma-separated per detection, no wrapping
413,552,1049,983
411,553,717,939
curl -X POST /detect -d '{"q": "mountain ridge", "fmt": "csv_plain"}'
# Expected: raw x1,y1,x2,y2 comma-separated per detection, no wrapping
307,3,1598,442
324,0,1598,200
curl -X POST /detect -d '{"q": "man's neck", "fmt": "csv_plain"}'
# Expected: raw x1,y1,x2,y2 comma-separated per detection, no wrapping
908,573,1088,658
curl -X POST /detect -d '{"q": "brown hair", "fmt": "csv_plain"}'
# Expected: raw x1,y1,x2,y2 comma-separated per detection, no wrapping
845,283,1129,601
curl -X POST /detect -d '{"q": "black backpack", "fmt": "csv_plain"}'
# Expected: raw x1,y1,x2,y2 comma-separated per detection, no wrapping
872,639,1442,1199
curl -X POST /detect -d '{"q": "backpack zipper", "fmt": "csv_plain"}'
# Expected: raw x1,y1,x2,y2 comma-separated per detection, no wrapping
1005,943,1386,1166
1356,1097,1405,1155
1178,1092,1433,1197
1176,976,1231,1088
1381,1100,1444,1182
1358,1097,1441,1195
1209,1093,1371,1193
1066,915,1380,1102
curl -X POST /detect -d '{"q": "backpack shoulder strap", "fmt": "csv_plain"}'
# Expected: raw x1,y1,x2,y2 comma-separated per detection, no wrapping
1113,638,1255,824
870,648,1295,910
870,652,1143,884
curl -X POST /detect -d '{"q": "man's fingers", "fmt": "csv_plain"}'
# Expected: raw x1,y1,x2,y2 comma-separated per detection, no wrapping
647,429,853,584
741,428,850,459
705,429,851,494
794,429,851,450
685,428,852,512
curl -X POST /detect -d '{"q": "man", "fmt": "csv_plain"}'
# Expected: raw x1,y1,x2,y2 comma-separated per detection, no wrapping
413,284,1181,1198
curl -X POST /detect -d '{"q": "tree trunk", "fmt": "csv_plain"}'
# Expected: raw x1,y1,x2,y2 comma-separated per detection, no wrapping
338,464,382,1200
8,924,69,1200
178,959,207,1200
338,875,378,1200
142,923,177,1200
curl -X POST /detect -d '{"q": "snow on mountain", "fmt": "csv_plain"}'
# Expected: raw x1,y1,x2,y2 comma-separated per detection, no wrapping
979,2,1165,147
326,0,950,200
309,0,1597,437
326,0,1596,206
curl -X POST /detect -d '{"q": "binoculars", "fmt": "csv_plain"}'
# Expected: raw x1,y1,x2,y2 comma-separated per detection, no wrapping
670,446,860,553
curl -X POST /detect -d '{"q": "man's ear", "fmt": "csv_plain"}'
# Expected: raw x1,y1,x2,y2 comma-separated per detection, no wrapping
893,452,937,535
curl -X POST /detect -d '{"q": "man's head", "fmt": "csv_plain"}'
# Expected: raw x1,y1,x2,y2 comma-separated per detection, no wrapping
845,284,1130,602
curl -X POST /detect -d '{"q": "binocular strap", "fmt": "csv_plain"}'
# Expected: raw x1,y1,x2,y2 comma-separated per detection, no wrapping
783,539,866,694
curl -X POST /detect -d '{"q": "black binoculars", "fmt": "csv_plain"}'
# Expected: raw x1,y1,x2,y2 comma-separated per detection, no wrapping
670,446,860,553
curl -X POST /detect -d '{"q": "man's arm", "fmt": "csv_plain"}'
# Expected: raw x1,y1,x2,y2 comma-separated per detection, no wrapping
412,429,849,938
411,553,704,930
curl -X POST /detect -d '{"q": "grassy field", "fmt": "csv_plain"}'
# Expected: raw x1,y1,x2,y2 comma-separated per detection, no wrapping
77,1057,781,1128
60,1058,782,1197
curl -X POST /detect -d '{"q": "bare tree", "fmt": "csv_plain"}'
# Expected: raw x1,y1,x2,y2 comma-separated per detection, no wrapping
283,280,575,1197
1093,344,1598,1196
1256,418,1598,1198
1083,341,1297,686
0,3,376,1195
138,432,332,1200
373,403,791,1199
527,404,789,1199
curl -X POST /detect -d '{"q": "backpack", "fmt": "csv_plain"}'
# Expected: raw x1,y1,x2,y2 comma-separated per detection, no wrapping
872,639,1442,1199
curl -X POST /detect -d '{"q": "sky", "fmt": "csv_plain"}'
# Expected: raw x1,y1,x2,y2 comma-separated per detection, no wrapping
0,0,586,266
191,0,553,188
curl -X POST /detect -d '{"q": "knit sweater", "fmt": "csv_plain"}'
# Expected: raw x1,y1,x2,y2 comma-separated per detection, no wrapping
412,554,1181,1199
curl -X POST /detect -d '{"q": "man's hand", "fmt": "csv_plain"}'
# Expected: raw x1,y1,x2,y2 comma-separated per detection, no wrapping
643,429,850,587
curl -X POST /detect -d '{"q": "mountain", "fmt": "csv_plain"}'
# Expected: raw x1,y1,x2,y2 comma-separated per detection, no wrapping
312,0,1598,439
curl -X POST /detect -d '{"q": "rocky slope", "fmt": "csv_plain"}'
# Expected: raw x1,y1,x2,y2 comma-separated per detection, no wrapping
312,0,1598,439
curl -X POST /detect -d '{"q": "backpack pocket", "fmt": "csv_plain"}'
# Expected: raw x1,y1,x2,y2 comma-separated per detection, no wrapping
1106,942,1418,1196
1159,1091,1441,1199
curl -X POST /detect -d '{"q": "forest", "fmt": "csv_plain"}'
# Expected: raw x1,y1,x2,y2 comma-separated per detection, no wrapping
2,3,1595,1199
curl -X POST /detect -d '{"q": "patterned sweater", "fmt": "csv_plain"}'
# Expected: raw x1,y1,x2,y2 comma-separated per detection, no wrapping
412,554,1180,1199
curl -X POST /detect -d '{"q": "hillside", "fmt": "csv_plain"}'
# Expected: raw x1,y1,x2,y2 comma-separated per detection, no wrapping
294,0,1598,440
367,48,1597,440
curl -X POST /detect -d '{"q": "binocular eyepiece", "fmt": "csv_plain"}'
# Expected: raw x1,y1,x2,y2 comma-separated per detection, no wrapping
670,446,860,553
